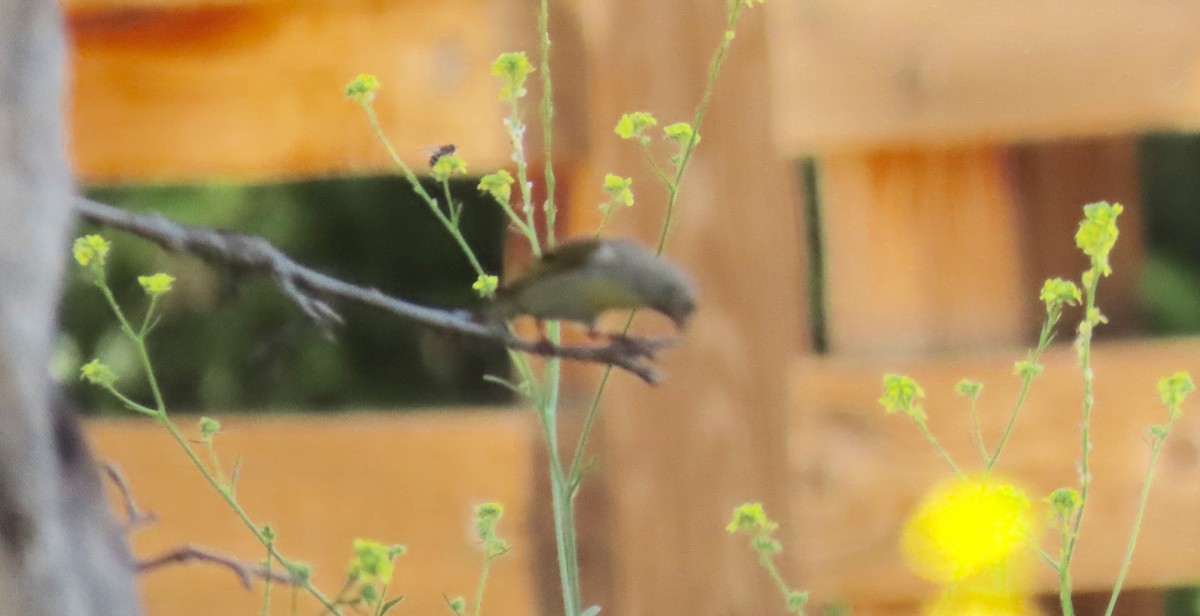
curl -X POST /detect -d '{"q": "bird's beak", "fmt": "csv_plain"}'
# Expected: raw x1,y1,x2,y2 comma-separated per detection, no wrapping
673,314,692,332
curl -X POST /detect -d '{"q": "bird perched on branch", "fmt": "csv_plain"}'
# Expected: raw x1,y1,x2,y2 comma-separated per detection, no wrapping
491,237,697,336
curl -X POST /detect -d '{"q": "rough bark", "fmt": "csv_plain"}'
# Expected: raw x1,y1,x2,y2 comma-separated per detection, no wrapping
0,1,141,613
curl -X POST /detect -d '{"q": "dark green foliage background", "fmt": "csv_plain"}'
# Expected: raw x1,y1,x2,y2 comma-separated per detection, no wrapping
61,176,512,414
1140,134,1200,337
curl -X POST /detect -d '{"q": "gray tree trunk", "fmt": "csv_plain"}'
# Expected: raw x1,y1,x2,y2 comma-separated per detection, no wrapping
0,1,141,613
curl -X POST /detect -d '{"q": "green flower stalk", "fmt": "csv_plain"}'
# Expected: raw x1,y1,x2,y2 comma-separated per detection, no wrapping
489,52,542,253
1055,202,1122,616
979,277,1081,472
595,173,634,236
954,379,987,461
74,235,344,615
345,2,763,613
1101,372,1193,616
344,75,494,276
726,503,807,615
467,502,510,616
880,374,961,475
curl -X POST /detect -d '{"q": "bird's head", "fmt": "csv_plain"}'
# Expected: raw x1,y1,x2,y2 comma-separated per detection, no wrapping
648,267,697,330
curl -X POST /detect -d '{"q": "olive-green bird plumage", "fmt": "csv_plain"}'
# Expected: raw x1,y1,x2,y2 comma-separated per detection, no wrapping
492,237,697,333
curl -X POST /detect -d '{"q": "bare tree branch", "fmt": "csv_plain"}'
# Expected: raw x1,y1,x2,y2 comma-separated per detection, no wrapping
73,197,670,384
99,461,157,532
99,460,292,590
136,545,295,589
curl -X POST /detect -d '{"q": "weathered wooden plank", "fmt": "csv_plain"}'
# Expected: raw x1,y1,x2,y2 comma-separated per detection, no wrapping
791,338,1200,603
65,0,517,183
767,0,1200,151
581,1,810,615
87,411,537,615
820,146,1027,354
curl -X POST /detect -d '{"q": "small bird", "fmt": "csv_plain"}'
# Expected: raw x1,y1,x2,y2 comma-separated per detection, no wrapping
491,237,697,336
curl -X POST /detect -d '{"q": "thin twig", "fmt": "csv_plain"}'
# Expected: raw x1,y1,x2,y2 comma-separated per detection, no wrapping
137,544,296,589
100,460,158,531
74,197,667,384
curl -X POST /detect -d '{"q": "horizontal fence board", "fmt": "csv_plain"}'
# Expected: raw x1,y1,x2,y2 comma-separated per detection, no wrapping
791,337,1200,602
65,0,515,183
87,410,537,615
768,0,1200,152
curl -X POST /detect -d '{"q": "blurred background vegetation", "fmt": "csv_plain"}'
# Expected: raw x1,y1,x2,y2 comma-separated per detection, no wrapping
1140,133,1200,337
60,176,513,414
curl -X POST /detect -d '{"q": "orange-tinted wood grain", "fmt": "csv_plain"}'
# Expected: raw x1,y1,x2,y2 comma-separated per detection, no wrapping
819,146,1026,354
66,0,515,183
87,411,537,615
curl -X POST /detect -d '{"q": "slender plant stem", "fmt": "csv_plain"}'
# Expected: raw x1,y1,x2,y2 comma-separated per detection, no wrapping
986,314,1058,471
260,547,273,616
358,104,489,276
593,205,616,239
373,580,391,616
103,386,157,417
655,0,745,252
759,552,793,606
1036,546,1059,571
472,555,494,616
354,77,578,616
1103,421,1176,616
442,179,459,225
155,414,342,613
98,284,344,614
915,422,962,476
638,143,673,189
495,198,536,240
537,321,582,616
567,367,613,492
539,0,557,248
1059,569,1075,616
205,441,229,488
967,394,988,464
505,95,540,256
1059,274,1101,616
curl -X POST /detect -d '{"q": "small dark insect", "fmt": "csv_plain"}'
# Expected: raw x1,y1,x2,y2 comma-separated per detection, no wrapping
426,144,457,168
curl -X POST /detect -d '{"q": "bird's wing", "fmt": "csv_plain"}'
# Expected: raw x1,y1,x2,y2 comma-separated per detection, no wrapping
500,238,605,296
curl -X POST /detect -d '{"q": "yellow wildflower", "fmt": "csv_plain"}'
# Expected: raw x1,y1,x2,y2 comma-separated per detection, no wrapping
902,476,1034,584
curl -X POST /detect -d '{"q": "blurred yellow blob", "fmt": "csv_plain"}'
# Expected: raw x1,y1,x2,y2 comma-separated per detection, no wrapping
902,476,1035,584
923,565,1045,616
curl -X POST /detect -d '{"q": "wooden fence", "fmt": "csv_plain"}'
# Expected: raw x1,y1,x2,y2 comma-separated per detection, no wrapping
70,0,1200,614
